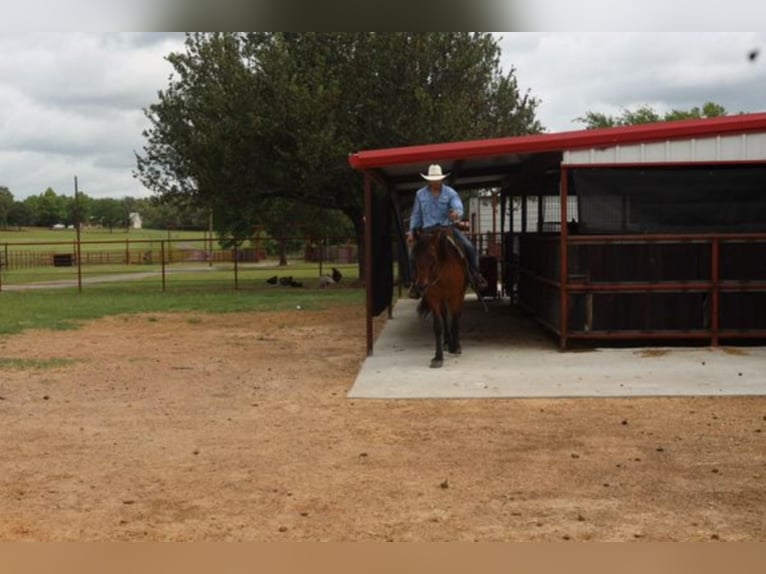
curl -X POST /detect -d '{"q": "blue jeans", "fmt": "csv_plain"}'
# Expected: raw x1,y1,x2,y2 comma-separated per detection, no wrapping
451,228,479,273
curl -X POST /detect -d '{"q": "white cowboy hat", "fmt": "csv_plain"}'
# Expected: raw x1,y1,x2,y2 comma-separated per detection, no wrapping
420,164,449,181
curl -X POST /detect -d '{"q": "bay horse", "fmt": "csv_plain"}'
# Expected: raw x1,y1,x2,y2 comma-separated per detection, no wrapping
411,226,469,368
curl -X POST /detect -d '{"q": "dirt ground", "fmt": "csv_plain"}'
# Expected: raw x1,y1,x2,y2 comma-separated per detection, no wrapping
1,304,764,541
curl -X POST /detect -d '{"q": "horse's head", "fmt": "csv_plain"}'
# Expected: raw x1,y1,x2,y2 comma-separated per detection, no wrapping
412,228,446,293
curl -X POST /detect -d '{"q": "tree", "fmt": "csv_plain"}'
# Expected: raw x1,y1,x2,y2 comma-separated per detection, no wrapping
664,101,728,122
0,186,13,228
575,102,728,129
135,33,263,248
35,188,67,228
256,198,351,266
66,192,91,228
21,196,41,226
8,201,33,228
136,32,544,265
91,198,126,232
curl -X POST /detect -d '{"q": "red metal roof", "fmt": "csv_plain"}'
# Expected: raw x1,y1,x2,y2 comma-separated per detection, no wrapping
348,112,766,171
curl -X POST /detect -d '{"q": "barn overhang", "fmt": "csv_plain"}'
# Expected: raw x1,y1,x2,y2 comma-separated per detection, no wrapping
349,112,766,193
349,112,766,354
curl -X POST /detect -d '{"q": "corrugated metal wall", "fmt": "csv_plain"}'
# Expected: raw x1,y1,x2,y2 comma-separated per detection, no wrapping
563,132,766,165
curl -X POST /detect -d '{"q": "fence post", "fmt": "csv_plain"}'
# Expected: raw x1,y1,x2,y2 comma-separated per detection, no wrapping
233,245,240,289
319,236,326,277
75,236,82,293
161,240,166,292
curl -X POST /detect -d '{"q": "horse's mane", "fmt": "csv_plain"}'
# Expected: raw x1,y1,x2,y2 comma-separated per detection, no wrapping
413,227,460,259
411,229,434,259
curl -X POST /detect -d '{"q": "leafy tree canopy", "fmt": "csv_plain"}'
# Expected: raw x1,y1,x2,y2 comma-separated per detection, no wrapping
0,186,13,227
575,102,728,129
135,32,544,249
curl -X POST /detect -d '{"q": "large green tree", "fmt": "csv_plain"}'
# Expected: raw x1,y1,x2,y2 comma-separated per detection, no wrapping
91,198,126,232
575,102,728,129
136,197,209,230
35,188,67,228
0,186,13,228
135,32,543,256
8,201,33,228
66,191,91,228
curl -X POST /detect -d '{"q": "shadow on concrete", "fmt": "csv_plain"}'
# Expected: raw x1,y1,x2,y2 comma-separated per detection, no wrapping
349,296,766,399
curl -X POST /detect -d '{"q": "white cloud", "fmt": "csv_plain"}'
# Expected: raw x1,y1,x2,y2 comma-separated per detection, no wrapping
2,32,766,201
498,32,766,132
0,33,184,200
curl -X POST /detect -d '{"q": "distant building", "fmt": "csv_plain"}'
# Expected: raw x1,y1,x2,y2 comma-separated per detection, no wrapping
129,212,142,229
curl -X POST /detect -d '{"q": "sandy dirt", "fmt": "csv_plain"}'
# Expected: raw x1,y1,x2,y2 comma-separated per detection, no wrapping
1,304,764,541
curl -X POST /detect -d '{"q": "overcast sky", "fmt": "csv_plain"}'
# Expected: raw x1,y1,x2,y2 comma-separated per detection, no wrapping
498,32,766,133
0,32,184,201
1,32,765,201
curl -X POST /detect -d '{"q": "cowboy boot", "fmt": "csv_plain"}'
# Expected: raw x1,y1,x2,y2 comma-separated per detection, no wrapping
470,270,488,292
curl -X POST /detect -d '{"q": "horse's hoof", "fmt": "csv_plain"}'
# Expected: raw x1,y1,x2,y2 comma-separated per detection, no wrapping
430,358,443,368
450,346,462,355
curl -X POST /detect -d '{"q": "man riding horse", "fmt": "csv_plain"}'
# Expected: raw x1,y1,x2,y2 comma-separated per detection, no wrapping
406,164,488,299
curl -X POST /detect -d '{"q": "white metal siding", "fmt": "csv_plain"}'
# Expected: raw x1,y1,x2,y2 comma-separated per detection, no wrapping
562,132,766,165
468,197,497,234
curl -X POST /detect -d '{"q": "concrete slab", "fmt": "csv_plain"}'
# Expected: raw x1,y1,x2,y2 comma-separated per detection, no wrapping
349,296,766,399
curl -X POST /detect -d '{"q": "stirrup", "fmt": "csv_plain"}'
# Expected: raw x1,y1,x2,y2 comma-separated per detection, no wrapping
471,272,488,291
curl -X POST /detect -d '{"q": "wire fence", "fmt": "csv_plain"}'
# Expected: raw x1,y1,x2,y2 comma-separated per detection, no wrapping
0,236,360,293
1,231,509,294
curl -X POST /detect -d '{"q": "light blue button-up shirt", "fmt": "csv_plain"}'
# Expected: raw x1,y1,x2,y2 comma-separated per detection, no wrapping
409,184,464,232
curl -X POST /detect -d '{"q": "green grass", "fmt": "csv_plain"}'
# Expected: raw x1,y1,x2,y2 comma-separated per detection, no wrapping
0,227,203,244
0,228,212,260
1,260,358,285
1,265,163,284
0,357,77,370
0,282,364,336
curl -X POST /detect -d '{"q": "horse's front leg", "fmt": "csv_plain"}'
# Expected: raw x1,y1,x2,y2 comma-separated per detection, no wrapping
431,312,444,368
442,304,453,352
448,310,462,355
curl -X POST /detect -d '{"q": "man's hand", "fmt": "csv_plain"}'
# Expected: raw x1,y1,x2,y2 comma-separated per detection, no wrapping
455,220,470,232
448,210,461,222
406,231,415,246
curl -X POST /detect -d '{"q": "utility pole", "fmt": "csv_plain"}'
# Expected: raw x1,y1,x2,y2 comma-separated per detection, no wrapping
74,176,83,292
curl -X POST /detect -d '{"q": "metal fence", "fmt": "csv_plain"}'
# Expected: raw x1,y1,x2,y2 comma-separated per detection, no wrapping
0,236,359,292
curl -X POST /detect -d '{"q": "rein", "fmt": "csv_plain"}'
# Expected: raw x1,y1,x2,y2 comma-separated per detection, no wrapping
416,228,461,294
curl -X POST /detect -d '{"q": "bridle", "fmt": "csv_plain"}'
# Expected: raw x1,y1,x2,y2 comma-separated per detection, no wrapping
414,227,459,294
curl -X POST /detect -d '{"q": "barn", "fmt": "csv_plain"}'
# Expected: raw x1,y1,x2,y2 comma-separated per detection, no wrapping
348,113,766,354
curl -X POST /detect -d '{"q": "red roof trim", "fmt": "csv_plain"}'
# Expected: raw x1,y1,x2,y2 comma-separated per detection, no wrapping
348,112,766,171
